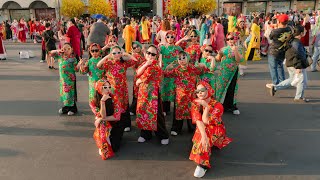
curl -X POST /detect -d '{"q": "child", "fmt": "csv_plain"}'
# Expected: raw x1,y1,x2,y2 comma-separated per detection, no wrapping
202,33,211,46
91,79,123,160
50,43,79,116
79,43,104,103
164,51,209,136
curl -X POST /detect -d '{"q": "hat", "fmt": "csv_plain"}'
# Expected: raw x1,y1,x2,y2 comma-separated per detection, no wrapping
277,14,289,23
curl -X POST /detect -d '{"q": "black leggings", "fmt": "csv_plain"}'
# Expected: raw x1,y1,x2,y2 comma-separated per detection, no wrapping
140,95,169,140
223,68,238,111
130,97,137,114
162,101,171,113
171,102,195,134
247,48,255,61
110,115,126,152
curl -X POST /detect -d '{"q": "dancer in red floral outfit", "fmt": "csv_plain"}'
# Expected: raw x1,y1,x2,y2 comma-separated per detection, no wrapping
189,81,232,178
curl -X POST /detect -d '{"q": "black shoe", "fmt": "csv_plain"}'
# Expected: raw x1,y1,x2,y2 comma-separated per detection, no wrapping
2,58,6,60
49,66,53,69
270,86,276,96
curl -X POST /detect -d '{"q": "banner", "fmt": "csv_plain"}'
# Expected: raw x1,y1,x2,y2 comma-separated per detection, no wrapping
163,0,171,16
108,0,117,17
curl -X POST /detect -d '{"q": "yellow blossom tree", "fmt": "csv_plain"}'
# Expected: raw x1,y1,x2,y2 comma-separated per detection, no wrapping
168,0,190,18
168,0,217,17
61,0,85,18
88,0,113,17
193,0,217,15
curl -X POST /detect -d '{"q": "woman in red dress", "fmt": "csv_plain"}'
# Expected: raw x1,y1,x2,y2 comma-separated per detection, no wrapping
129,41,146,115
66,18,82,61
97,46,138,132
18,18,27,43
189,81,232,178
0,25,7,60
135,45,169,145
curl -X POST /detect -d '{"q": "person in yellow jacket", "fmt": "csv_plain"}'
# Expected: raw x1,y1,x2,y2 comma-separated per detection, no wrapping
245,17,261,61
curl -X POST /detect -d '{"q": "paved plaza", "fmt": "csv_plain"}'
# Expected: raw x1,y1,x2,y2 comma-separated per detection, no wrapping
0,42,320,180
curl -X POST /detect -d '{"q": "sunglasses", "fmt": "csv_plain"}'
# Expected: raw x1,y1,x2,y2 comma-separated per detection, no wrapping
102,86,112,90
226,37,234,41
146,51,157,57
205,49,213,53
195,87,207,94
109,41,116,43
190,36,197,38
91,49,99,53
178,56,187,61
132,46,139,50
166,36,175,39
112,52,121,55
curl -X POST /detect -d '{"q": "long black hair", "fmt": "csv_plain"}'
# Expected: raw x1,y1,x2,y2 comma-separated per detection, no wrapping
70,18,80,31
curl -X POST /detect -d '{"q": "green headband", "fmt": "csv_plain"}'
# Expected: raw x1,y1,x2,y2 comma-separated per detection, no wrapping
110,45,122,52
132,41,142,49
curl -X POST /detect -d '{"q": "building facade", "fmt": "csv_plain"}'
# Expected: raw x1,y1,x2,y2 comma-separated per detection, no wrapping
0,0,57,21
1,0,320,21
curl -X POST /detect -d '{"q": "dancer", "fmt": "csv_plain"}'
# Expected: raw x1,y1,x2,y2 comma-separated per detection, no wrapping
136,44,169,144
190,81,232,178
159,30,183,115
91,79,125,160
50,43,79,116
164,51,209,136
176,29,201,64
97,46,137,132
79,43,104,102
215,32,244,115
130,41,146,115
198,45,217,95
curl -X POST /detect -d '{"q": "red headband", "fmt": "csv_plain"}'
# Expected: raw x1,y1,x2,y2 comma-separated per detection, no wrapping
95,79,107,95
197,81,215,99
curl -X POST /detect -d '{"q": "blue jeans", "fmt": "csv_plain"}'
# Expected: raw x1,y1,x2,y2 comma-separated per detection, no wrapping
274,67,307,99
268,54,285,85
311,46,320,71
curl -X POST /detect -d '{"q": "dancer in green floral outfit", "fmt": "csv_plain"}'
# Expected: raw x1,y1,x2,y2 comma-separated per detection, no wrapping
197,44,217,97
215,32,244,115
79,43,104,102
51,43,80,116
159,30,183,114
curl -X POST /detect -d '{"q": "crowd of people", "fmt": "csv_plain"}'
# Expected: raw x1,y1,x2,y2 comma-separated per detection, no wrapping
1,9,319,178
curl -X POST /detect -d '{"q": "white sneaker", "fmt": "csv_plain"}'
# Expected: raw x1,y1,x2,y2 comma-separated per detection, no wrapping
58,108,63,114
98,149,102,155
170,131,178,136
137,136,146,143
265,83,274,89
67,111,75,116
161,139,169,145
163,112,167,116
233,110,240,115
40,60,44,63
124,127,131,132
194,165,207,178
129,112,135,116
